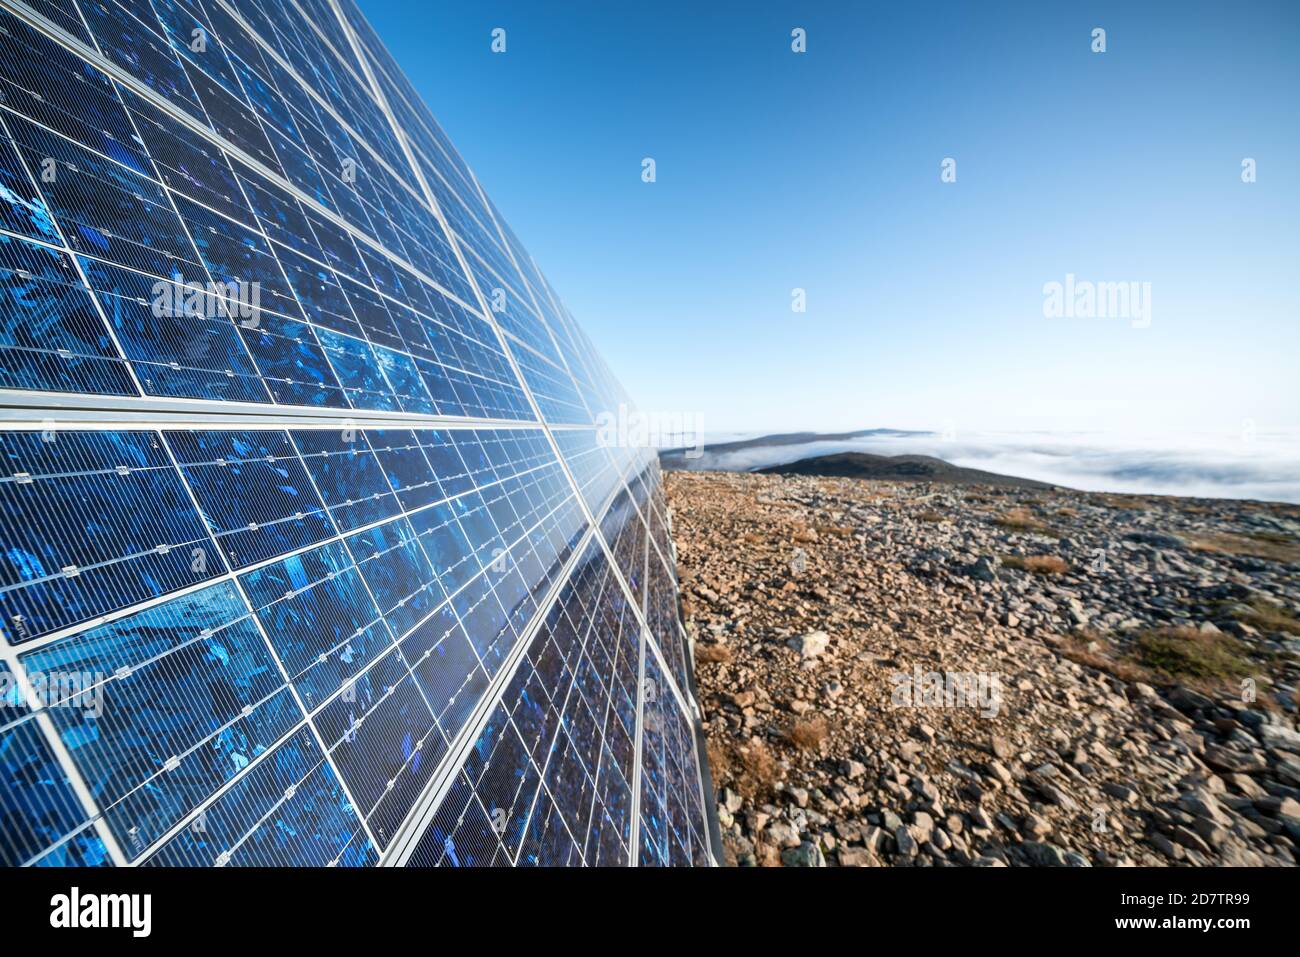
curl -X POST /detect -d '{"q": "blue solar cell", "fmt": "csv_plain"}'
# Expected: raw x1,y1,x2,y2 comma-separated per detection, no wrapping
0,120,61,243
20,580,303,858
79,256,273,403
313,650,439,846
314,327,397,411
0,235,138,397
290,428,401,532
142,726,376,867
0,429,221,644
239,539,394,710
365,429,444,511
238,311,350,408
0,11,145,166
344,516,443,639
0,711,94,866
164,429,334,568
3,113,194,280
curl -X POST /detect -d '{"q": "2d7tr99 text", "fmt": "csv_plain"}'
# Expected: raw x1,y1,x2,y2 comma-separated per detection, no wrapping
1121,894,1250,908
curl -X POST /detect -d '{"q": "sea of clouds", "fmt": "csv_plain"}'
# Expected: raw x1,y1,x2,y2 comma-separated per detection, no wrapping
676,431,1300,504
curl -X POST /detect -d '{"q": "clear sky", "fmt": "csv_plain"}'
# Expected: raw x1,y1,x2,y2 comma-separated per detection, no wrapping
359,0,1299,438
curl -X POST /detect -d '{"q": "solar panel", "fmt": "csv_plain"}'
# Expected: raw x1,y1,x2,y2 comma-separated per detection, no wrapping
0,0,714,867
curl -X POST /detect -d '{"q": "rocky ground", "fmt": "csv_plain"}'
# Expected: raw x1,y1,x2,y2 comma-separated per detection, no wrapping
665,470,1300,867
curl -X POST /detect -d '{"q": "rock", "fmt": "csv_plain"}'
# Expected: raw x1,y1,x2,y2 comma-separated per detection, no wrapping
1203,745,1267,774
1169,826,1212,855
1277,756,1300,787
961,556,1001,582
1124,531,1184,549
837,846,876,867
1021,813,1052,839
1177,787,1229,826
894,826,918,859
766,821,801,849
1102,781,1139,804
1150,832,1182,860
1168,686,1215,714
792,630,830,658
990,735,1014,760
1257,796,1300,821
1227,773,1266,799
861,826,886,854
1021,842,1067,867
841,759,866,780
781,841,826,867
1259,724,1300,754
911,811,935,844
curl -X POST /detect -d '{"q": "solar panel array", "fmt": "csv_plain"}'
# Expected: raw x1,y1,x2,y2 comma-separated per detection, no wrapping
0,0,714,867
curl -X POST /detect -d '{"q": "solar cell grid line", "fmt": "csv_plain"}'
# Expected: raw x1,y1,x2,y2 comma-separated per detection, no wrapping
141,724,375,867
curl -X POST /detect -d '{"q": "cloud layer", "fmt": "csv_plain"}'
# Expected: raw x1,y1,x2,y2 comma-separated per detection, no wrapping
676,431,1300,504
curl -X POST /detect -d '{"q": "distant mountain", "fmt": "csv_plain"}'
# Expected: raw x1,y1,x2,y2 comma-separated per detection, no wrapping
659,428,927,469
756,451,1057,489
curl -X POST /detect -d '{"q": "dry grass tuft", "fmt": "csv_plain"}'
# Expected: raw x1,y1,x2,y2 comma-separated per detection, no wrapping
1001,554,1069,576
815,524,855,537
1099,494,1154,511
1188,532,1300,565
695,642,732,664
1228,599,1300,636
785,716,829,751
709,738,780,803
994,507,1058,537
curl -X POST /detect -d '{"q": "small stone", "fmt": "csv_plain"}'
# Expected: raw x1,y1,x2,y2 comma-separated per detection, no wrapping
766,821,800,849
837,846,876,867
1021,841,1067,867
911,811,935,844
791,630,830,658
990,735,1014,760
894,826,918,858
781,841,826,867
1021,813,1051,839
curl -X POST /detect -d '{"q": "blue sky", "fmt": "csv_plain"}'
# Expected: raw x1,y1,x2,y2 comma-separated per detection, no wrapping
361,0,1299,438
